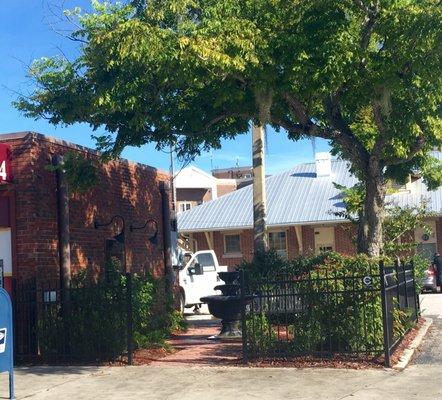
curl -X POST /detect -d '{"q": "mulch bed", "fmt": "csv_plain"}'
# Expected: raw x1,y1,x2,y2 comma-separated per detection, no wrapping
127,317,426,369
388,316,425,366
240,317,426,369
27,317,425,369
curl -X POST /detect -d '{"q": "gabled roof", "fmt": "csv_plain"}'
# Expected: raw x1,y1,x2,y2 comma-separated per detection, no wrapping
178,156,442,233
174,166,217,189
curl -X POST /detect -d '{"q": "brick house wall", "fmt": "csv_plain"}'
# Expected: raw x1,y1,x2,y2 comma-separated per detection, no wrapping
176,187,212,204
182,223,359,268
0,132,169,291
183,216,442,269
210,230,253,268
302,226,315,256
334,224,356,255
287,227,301,259
436,219,442,254
216,183,237,197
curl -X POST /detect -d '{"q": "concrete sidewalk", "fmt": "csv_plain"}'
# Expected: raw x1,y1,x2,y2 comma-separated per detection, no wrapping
1,364,441,400
0,366,104,399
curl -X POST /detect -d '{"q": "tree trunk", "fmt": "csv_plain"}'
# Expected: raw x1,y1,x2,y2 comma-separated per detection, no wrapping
252,121,268,253
357,165,386,257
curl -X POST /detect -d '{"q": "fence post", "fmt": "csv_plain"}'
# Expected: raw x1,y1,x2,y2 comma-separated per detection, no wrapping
410,260,420,321
403,262,409,310
126,273,134,365
394,259,400,309
379,261,391,368
239,268,248,364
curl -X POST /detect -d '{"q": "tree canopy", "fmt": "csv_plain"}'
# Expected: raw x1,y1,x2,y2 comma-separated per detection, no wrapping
15,0,442,255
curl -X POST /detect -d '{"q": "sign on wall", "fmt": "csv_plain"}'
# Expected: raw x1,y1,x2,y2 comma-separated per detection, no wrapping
0,231,12,293
0,288,14,399
0,143,12,183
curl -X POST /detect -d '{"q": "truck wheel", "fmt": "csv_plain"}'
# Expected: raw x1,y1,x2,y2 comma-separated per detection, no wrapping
179,292,185,315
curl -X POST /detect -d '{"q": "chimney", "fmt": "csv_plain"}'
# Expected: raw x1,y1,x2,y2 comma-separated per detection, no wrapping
315,152,332,177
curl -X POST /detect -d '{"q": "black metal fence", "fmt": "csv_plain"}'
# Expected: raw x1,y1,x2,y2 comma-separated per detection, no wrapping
13,274,134,364
380,262,419,366
240,261,419,366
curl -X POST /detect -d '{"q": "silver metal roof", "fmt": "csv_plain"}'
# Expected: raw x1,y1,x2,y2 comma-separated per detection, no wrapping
178,157,442,233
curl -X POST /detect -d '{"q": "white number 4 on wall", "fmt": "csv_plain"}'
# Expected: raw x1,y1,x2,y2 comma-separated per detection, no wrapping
0,160,7,181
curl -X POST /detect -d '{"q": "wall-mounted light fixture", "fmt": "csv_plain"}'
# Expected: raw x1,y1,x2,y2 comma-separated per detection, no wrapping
94,214,126,244
129,219,158,245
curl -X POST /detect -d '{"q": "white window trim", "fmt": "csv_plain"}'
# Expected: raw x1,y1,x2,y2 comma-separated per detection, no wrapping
177,201,193,213
223,232,242,257
268,229,288,254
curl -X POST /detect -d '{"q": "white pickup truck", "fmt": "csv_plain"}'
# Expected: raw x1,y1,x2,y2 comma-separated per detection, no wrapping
176,250,228,313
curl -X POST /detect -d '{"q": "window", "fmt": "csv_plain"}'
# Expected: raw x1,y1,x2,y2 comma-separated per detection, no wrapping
417,243,437,262
269,231,287,258
224,234,241,254
415,221,437,261
196,252,216,271
178,202,192,213
43,291,57,303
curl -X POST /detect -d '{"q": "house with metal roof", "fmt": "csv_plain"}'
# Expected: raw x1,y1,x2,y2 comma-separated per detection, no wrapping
178,152,442,267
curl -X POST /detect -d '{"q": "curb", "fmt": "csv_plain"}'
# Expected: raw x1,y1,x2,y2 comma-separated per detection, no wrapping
393,317,433,371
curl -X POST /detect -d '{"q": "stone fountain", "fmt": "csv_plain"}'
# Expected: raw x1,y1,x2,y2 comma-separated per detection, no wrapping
200,271,252,340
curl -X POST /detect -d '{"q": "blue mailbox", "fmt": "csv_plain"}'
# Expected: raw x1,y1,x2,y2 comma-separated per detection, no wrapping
0,288,14,399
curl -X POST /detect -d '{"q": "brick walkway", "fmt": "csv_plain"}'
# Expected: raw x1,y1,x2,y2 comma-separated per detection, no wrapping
150,314,242,367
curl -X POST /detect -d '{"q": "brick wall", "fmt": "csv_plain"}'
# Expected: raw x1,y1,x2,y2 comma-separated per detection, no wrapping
215,230,254,268
435,218,442,254
287,226,300,258
0,133,169,286
185,223,359,264
176,188,211,203
216,183,237,197
184,219,442,263
334,224,356,255
302,226,315,256
187,225,322,266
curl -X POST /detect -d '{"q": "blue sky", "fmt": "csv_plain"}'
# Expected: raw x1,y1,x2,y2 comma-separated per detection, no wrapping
0,0,330,175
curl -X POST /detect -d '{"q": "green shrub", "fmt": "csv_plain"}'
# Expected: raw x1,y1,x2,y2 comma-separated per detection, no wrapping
392,308,415,338
412,254,429,294
37,265,182,360
242,251,416,358
246,313,276,354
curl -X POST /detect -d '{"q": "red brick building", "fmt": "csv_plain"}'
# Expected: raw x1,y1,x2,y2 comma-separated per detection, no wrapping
0,132,171,295
178,152,442,267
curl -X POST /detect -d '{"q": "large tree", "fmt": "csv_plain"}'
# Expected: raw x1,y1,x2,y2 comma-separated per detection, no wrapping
16,0,442,256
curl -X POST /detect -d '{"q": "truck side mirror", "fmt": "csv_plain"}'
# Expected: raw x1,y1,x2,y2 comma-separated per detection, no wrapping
188,266,196,275
188,263,202,275
194,263,202,275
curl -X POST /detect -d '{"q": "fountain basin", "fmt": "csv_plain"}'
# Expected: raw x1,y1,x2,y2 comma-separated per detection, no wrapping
213,284,239,296
200,270,253,341
200,294,255,340
217,271,239,285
